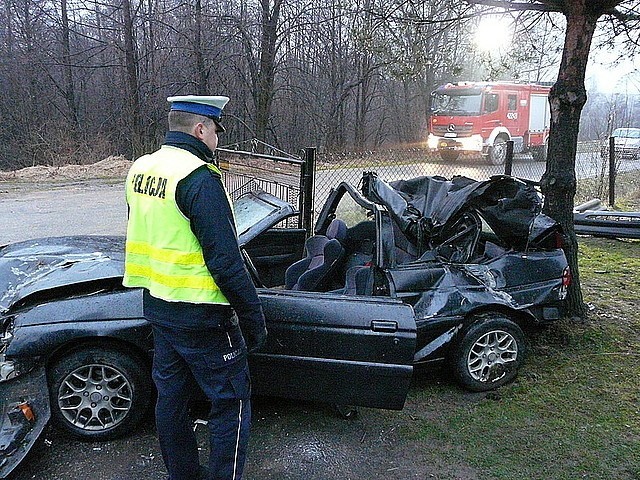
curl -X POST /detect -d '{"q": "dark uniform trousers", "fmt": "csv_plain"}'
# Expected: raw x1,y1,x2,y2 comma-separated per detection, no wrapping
150,320,251,480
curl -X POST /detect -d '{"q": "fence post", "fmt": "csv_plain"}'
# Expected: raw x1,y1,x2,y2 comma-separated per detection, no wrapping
609,136,616,207
504,140,514,176
300,147,316,236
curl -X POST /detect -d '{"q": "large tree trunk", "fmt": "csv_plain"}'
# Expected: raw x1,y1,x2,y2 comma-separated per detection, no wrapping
255,0,281,151
122,0,143,157
541,5,599,319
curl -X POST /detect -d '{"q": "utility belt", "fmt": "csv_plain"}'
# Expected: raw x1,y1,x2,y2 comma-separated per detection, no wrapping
142,289,238,331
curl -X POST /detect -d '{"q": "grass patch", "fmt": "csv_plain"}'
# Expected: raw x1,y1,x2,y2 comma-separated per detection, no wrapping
407,237,640,480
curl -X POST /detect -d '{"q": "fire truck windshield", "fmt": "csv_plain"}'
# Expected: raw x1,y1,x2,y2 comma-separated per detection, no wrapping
432,92,482,116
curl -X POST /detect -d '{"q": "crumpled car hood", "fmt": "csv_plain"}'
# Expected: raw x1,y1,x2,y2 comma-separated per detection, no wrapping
0,236,124,313
362,173,559,250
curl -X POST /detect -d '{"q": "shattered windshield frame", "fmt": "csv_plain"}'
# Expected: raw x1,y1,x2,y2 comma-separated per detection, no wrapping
233,191,297,245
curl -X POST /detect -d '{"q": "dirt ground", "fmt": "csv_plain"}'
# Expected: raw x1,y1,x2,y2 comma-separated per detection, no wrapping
0,156,133,183
11,371,486,480
1,158,485,480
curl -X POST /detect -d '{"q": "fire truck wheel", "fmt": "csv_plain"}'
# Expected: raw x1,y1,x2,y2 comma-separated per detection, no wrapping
439,151,459,162
488,138,507,165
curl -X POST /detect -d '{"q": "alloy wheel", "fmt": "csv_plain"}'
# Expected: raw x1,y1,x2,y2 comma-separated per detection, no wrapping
57,363,133,431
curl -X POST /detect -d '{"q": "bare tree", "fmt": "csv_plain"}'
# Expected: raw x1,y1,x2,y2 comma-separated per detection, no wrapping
254,0,282,149
121,0,143,156
60,0,78,129
466,0,640,318
4,0,635,188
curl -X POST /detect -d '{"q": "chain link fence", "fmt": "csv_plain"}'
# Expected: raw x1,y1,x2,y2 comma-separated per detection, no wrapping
216,139,638,230
314,141,639,217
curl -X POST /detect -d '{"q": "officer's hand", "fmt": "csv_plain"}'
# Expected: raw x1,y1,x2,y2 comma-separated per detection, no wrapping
245,326,267,353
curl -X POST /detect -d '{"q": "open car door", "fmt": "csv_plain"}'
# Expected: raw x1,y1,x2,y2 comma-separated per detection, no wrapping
251,290,416,410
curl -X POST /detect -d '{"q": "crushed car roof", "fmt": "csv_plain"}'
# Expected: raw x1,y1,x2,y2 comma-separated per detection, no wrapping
361,172,559,250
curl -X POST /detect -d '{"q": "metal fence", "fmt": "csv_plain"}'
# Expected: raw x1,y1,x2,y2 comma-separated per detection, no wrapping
313,140,639,218
216,138,638,231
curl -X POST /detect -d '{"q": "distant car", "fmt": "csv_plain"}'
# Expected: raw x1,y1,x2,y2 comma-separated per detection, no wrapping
601,127,640,160
0,173,569,477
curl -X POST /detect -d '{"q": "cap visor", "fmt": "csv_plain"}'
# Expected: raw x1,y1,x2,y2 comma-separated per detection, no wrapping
213,119,226,133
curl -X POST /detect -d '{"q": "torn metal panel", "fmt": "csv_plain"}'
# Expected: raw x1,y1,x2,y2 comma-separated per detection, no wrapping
362,172,561,251
0,365,51,479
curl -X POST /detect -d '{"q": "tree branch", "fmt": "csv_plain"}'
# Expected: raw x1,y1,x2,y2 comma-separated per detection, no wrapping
465,0,562,13
464,0,639,20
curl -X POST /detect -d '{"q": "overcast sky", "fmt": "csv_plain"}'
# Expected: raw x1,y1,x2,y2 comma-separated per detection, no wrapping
586,50,639,95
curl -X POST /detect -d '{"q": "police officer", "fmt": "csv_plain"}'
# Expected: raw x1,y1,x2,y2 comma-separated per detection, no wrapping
123,95,267,480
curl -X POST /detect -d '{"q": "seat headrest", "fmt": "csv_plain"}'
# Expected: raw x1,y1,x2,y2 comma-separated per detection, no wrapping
326,219,347,242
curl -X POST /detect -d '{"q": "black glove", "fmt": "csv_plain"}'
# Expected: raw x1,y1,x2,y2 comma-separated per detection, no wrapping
238,316,267,353
245,325,267,353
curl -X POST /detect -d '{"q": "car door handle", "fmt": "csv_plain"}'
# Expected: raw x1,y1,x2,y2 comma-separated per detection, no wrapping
371,320,398,332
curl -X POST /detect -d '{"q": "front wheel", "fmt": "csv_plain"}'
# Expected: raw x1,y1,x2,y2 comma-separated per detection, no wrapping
439,150,459,162
451,314,526,392
49,347,152,440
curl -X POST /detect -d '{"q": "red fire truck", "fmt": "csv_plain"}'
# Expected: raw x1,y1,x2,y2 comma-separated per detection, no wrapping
427,81,552,164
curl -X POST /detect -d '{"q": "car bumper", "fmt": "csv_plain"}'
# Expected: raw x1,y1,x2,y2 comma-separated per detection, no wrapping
0,365,50,478
618,149,639,158
427,134,484,153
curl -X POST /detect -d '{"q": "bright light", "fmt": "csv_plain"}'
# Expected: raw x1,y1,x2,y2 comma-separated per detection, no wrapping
475,17,511,52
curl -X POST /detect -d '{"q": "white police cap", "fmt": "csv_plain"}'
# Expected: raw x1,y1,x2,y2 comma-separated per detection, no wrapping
167,95,229,131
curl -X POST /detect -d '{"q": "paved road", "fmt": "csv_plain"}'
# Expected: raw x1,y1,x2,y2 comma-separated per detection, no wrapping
1,181,127,245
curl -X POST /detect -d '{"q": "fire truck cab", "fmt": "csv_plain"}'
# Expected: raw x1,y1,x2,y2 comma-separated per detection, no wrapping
427,81,551,165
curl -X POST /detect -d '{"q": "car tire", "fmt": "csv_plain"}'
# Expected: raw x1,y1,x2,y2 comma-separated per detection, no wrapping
451,314,526,392
49,346,152,440
439,151,459,162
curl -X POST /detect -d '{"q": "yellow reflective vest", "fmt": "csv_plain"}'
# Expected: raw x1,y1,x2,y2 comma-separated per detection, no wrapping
123,145,230,305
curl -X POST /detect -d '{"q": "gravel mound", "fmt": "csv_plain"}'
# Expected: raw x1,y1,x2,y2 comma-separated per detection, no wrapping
0,156,132,182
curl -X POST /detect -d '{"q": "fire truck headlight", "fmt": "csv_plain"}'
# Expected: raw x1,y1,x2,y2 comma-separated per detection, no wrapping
427,134,440,150
459,135,483,152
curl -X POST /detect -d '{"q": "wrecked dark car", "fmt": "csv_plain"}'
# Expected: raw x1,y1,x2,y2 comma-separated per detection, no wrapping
0,173,569,477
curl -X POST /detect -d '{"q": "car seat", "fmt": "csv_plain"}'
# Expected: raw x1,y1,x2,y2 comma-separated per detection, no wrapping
342,265,374,296
285,219,347,291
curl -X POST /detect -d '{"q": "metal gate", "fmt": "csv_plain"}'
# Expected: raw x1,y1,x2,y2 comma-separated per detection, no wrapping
216,140,315,231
